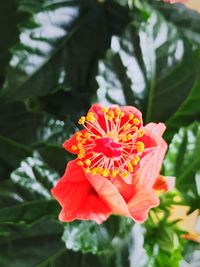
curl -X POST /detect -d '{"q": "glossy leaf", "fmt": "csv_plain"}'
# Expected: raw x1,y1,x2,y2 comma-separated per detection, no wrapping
0,102,74,146
164,122,200,209
0,153,60,225
0,0,130,104
165,74,200,141
62,217,133,255
96,2,199,123
11,152,59,200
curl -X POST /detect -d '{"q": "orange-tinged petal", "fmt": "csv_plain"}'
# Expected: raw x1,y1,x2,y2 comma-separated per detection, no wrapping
128,189,160,223
86,172,130,217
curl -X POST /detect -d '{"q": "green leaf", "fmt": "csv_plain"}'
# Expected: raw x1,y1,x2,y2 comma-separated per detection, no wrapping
165,75,200,141
0,218,118,267
0,153,59,224
0,102,74,146
0,218,64,267
96,2,199,123
0,0,22,76
0,199,59,224
182,241,200,267
0,0,130,104
164,122,200,209
62,217,133,255
153,1,200,45
0,136,30,179
11,152,59,200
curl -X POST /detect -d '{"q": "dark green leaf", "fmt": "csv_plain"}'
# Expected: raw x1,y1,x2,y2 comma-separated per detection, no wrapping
164,122,200,209
0,0,130,105
0,0,22,76
0,136,30,179
96,2,199,123
165,76,200,141
0,102,74,146
0,152,60,224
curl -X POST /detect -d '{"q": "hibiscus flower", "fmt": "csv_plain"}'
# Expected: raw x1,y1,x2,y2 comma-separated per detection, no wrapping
51,104,174,224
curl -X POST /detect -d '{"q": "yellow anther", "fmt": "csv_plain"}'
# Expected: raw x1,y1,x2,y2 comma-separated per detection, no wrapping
78,149,85,159
92,152,98,156
121,135,127,142
119,112,125,118
96,135,101,139
76,132,82,141
85,159,91,166
85,167,90,174
71,145,77,151
115,108,121,115
102,107,108,113
132,126,138,132
136,141,145,153
96,167,103,174
129,114,134,120
77,142,83,149
126,134,133,141
102,169,110,177
120,172,129,179
84,132,91,139
123,123,131,130
78,116,86,125
86,112,95,122
132,156,140,165
91,168,98,175
77,161,84,166
127,162,134,173
133,118,140,125
108,110,114,118
111,169,119,178
81,139,87,144
138,129,145,138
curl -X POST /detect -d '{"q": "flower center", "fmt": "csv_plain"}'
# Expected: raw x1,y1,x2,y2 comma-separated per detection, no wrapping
72,107,145,179
94,137,122,158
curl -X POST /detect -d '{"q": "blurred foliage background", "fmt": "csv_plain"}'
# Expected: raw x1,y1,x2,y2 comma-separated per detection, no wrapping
0,0,199,266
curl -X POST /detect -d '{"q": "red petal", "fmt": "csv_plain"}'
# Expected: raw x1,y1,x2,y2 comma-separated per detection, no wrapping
153,175,175,192
51,160,111,224
86,173,130,217
62,129,86,154
128,189,160,223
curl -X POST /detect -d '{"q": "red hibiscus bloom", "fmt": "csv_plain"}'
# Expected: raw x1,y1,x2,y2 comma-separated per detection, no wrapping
51,104,173,224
